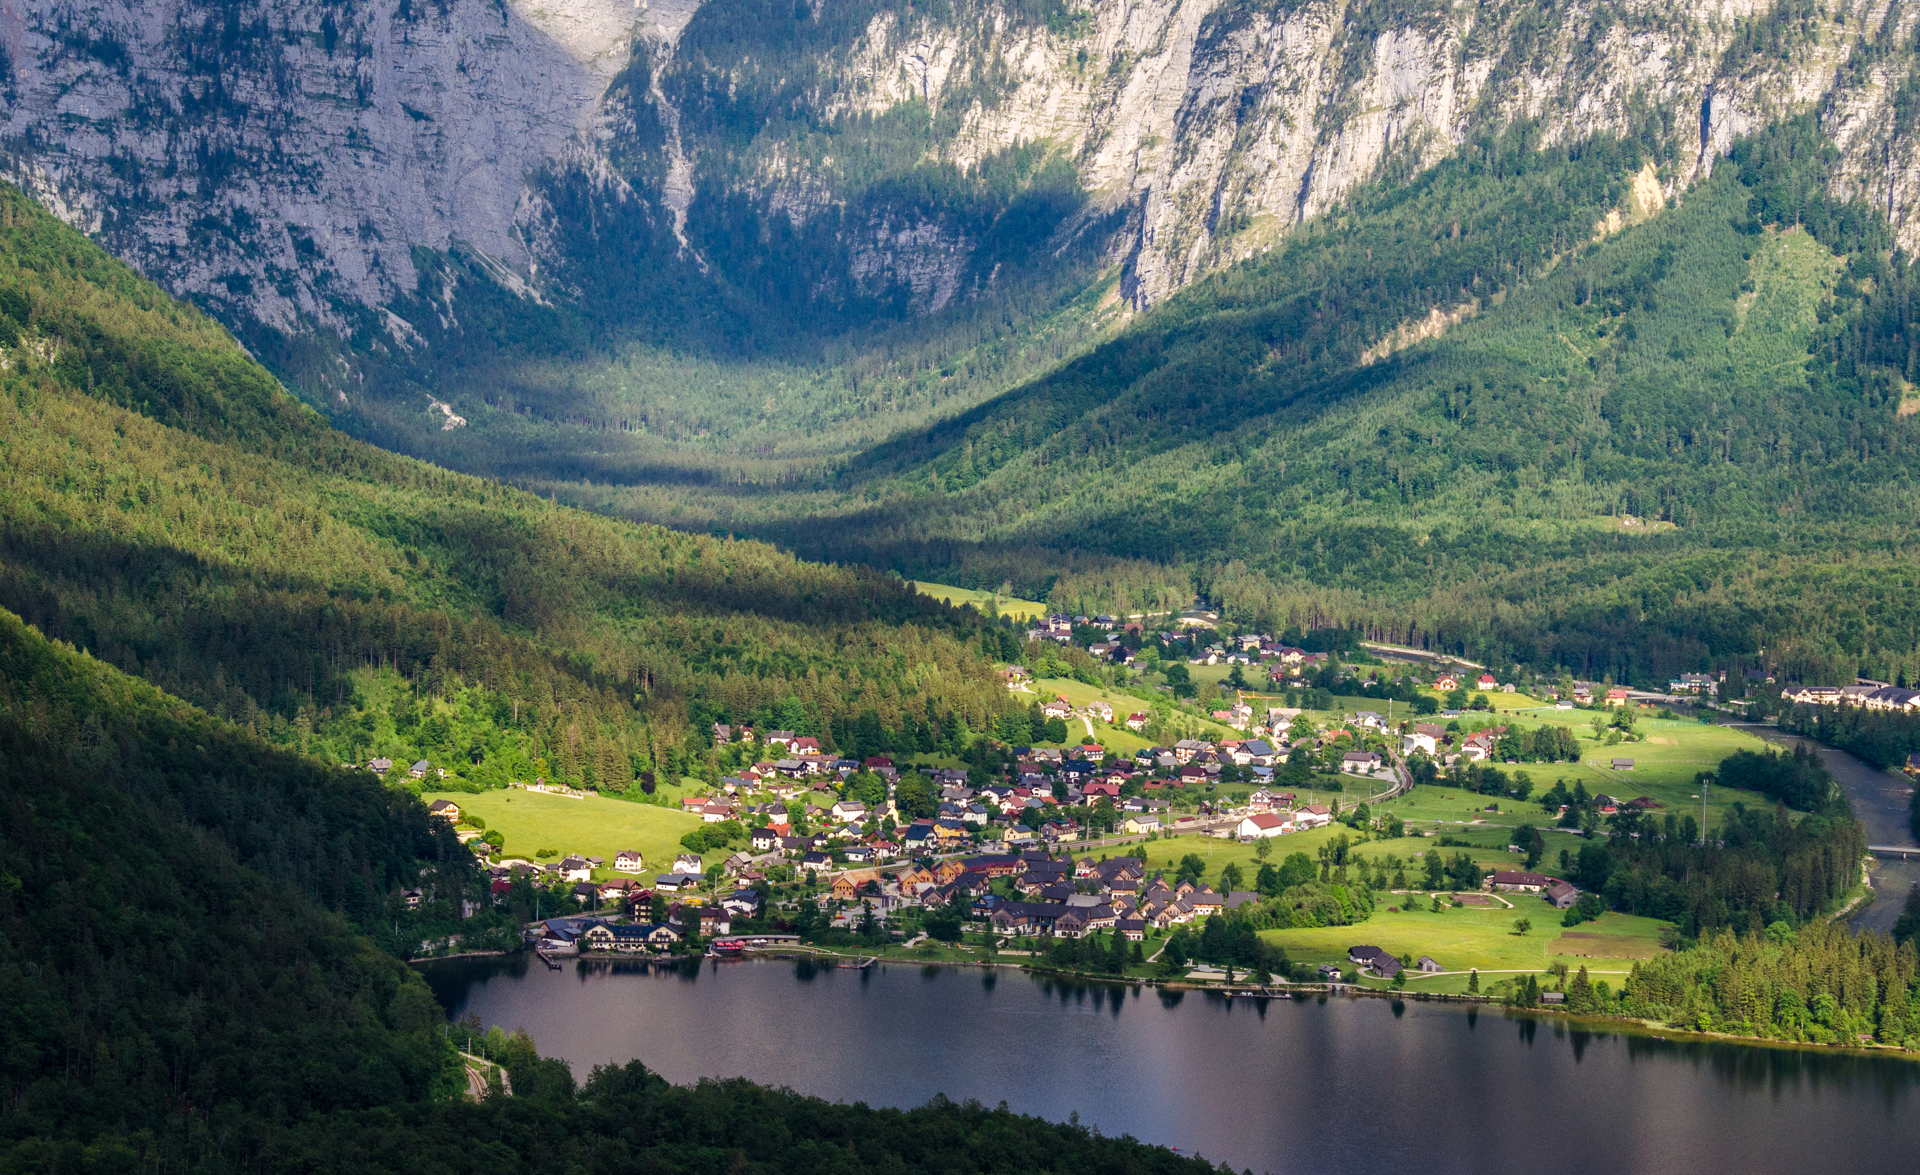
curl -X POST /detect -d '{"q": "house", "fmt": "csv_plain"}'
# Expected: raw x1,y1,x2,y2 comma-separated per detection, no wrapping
800,852,833,874
673,852,705,875
1610,758,1635,771
666,903,731,938
1604,687,1631,706
1435,674,1459,691
1088,701,1114,723
1865,686,1920,713
750,827,780,852
1781,685,1844,706
405,759,431,780
829,870,883,901
366,757,395,773
652,872,701,892
1122,814,1162,836
830,799,869,823
425,799,461,822
1126,712,1150,732
1294,804,1333,829
1341,751,1383,775
612,850,646,873
1347,945,1401,978
1906,753,1920,778
1240,739,1277,765
581,921,673,954
1544,880,1581,909
721,889,764,919
1488,870,1555,893
1236,812,1291,840
990,901,1071,936
556,856,593,884
1416,956,1443,973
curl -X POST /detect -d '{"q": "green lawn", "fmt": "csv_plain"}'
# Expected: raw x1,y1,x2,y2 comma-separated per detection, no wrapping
1261,904,1669,985
1030,676,1235,751
1419,687,1545,710
1137,816,1373,878
911,580,1047,622
424,788,705,881
1461,710,1774,823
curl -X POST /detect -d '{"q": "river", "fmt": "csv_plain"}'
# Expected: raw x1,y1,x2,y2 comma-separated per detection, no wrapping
1737,724,1920,933
424,955,1920,1172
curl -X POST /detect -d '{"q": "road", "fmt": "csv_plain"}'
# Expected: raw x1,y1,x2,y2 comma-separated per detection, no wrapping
1359,641,1484,669
1733,723,1918,933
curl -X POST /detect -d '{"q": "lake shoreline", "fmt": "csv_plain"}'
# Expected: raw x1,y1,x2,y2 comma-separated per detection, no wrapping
490,941,1920,1064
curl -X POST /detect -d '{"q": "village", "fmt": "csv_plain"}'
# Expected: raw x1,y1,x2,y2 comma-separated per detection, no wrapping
393,611,1754,989
385,606,1827,998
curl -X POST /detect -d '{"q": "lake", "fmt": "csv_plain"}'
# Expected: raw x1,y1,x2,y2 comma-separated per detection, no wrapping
424,955,1920,1172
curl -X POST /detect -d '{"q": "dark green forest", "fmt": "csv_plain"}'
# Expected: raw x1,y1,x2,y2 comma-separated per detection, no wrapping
0,606,1221,1173
0,185,1022,797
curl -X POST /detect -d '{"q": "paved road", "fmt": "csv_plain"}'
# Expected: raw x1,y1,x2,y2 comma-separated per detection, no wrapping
1735,724,1918,933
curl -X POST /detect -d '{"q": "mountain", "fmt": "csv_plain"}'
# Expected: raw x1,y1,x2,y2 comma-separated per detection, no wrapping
574,122,1920,682
5,0,1919,458
0,181,1017,797
4,2,1920,678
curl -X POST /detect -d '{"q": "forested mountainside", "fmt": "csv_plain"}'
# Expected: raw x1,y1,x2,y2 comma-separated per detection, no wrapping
4,0,1920,462
0,184,1018,797
7,1,1920,677
581,124,1920,683
0,607,1221,1173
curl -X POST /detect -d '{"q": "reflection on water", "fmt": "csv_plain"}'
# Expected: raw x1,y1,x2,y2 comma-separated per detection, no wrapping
422,956,1920,1173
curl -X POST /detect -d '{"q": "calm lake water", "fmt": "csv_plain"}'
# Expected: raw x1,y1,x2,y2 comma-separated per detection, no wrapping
424,955,1920,1173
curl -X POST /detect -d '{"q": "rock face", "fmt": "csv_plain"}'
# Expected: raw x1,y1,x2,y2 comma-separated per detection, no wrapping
3,0,1918,346
0,0,647,331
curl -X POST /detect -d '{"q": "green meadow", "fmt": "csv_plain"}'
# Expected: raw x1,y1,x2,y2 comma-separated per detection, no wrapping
424,788,706,881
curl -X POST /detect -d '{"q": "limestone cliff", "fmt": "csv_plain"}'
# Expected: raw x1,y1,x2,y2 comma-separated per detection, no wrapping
3,0,1917,354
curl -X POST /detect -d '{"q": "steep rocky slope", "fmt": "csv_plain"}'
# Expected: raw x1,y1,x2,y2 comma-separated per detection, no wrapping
4,0,1918,396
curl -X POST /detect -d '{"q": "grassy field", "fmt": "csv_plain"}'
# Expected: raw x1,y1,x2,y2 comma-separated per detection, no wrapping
424,788,705,881
1129,723,1778,890
1261,904,1670,990
1029,676,1235,753
1137,824,1516,889
1476,710,1772,822
1419,688,1545,710
911,580,1046,622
